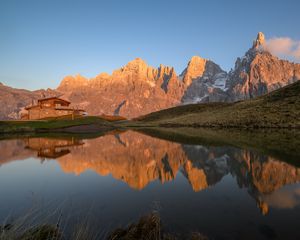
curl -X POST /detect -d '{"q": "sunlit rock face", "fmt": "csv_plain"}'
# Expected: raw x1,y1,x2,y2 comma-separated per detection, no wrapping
252,32,266,49
56,56,228,116
57,58,184,118
181,56,208,87
227,32,300,100
180,56,228,103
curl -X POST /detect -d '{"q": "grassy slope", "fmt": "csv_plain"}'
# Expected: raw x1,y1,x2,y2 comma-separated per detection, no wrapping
137,81,300,128
0,116,114,133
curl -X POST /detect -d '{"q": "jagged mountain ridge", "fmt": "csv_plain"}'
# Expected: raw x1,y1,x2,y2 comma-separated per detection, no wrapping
227,32,300,101
56,58,185,118
0,32,299,119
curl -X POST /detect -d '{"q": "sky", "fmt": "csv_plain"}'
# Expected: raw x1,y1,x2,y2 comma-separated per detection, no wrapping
0,0,300,90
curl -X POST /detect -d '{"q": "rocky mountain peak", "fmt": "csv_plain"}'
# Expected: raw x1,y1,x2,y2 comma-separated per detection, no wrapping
57,74,88,91
122,58,149,72
252,32,265,49
158,64,176,76
96,72,110,79
228,32,300,101
188,56,207,70
181,56,207,87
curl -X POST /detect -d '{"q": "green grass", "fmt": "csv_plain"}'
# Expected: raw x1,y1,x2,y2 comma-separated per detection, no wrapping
0,116,114,133
136,81,300,128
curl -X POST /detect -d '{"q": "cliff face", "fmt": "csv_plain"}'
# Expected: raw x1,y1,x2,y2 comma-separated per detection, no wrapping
181,56,228,103
227,32,300,101
1,32,300,119
57,58,185,118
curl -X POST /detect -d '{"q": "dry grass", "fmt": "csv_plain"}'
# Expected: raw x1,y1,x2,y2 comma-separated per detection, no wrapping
0,211,209,240
107,213,209,240
137,81,300,128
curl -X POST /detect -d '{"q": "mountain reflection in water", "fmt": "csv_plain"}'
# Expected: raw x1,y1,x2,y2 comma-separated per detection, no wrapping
1,130,300,216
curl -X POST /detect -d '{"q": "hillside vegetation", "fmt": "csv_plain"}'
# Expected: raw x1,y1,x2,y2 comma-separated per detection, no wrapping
0,116,114,133
136,80,300,128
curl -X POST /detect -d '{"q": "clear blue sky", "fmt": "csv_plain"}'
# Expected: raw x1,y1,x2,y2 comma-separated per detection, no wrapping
1,0,299,90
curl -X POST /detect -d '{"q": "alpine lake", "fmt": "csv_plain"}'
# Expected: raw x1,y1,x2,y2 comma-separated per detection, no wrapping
0,128,299,239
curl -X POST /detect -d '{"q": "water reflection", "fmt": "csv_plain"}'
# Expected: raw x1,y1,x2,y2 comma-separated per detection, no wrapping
25,137,84,159
1,130,300,216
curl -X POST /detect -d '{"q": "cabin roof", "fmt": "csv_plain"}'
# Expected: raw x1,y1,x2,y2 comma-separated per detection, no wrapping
25,105,85,111
38,97,71,104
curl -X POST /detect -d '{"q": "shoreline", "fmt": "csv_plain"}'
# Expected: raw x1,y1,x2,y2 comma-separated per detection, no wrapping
1,117,300,134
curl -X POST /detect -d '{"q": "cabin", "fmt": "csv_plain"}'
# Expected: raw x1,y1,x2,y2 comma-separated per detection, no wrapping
21,97,86,120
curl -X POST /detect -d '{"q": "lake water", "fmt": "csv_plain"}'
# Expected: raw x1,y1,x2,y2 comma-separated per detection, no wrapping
0,129,300,239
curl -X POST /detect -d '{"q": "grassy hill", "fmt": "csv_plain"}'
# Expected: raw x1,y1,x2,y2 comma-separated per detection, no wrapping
136,80,300,128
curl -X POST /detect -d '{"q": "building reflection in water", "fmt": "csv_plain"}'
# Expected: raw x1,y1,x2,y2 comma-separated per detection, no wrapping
24,137,84,159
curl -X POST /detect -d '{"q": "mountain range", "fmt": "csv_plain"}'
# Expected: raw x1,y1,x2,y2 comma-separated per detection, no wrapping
1,32,299,120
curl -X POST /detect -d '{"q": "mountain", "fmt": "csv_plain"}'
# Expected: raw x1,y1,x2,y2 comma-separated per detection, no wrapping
57,58,185,118
181,56,228,103
227,32,300,101
0,32,299,120
182,32,300,103
137,80,300,128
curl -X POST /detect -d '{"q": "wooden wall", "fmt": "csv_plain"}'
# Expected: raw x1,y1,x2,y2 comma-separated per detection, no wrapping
28,108,75,120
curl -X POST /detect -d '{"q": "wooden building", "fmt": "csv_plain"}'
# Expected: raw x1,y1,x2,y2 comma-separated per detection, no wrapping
21,97,86,120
